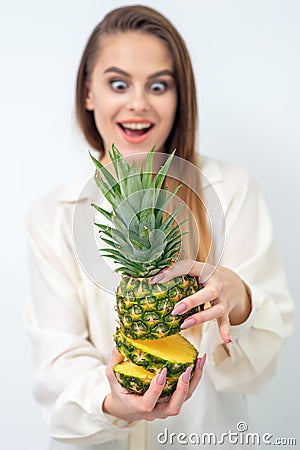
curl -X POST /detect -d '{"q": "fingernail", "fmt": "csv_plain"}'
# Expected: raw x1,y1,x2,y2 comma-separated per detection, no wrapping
172,303,186,316
181,317,196,329
182,366,192,384
199,353,207,370
151,273,165,284
157,367,167,385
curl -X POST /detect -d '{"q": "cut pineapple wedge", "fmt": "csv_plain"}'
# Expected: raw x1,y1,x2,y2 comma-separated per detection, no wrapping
114,329,197,375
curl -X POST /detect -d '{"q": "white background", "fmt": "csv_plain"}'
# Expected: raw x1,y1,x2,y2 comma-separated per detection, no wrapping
0,0,299,448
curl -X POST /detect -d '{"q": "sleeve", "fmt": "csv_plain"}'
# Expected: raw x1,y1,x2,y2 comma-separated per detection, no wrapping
202,167,295,394
25,195,136,445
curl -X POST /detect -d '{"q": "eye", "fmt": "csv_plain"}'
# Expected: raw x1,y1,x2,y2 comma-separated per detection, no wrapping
110,79,128,91
149,81,167,93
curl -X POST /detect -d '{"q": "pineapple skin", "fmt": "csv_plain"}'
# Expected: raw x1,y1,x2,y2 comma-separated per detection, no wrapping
116,274,202,340
114,328,197,376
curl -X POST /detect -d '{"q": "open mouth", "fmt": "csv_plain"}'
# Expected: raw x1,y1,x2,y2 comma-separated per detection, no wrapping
118,122,154,137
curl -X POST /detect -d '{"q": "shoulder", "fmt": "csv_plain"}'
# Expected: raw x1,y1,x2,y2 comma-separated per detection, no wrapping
198,154,252,188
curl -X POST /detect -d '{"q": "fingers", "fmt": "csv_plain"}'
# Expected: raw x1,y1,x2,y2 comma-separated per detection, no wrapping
163,366,191,415
145,366,191,420
181,302,226,329
151,259,196,283
180,303,231,344
141,368,168,412
171,277,231,343
111,346,124,365
158,262,232,346
172,281,219,316
186,354,206,399
151,259,216,284
106,355,207,421
150,356,206,420
217,315,232,343
106,347,124,386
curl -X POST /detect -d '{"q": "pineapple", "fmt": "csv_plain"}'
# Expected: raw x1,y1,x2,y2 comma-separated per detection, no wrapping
91,144,201,395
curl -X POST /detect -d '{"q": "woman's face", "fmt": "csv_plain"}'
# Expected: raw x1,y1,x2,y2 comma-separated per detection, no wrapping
85,32,177,160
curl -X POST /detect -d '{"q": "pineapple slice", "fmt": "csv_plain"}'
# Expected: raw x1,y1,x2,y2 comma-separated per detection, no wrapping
114,329,197,376
113,360,180,396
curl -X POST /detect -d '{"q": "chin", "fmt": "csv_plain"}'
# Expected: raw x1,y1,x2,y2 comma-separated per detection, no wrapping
118,144,153,156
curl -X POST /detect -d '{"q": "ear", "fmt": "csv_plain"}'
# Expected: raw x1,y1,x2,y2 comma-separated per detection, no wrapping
84,83,94,111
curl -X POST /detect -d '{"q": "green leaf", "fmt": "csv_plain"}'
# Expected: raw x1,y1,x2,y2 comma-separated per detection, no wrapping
129,237,145,250
89,151,104,171
91,203,113,222
140,188,156,213
93,175,120,210
129,229,149,249
111,143,131,183
95,225,132,250
151,149,176,190
142,147,155,188
160,205,184,233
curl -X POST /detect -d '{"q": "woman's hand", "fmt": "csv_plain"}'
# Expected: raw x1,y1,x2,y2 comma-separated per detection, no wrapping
151,259,252,343
102,347,206,422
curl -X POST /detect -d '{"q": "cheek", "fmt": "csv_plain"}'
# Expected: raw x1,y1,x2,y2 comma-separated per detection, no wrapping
92,109,113,143
92,94,120,129
160,94,177,130
92,83,123,111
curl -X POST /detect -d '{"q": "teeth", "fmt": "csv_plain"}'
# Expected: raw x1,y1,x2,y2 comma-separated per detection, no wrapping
121,122,152,130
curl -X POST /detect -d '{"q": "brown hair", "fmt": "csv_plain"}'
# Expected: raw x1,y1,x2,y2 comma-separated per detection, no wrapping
76,5,211,263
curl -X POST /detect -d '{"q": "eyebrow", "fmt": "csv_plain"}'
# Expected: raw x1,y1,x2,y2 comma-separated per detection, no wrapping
103,66,174,79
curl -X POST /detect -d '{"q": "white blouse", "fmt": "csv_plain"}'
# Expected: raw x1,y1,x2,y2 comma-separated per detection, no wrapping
25,156,294,450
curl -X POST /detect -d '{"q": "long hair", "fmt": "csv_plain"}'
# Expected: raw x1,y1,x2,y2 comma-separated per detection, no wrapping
76,5,211,263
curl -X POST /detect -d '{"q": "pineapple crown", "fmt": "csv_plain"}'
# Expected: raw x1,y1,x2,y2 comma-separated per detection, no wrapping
90,144,186,278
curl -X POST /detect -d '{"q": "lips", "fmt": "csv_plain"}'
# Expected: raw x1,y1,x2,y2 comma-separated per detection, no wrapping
118,119,154,144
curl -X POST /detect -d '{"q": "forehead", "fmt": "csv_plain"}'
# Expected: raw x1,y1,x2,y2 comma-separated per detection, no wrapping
93,32,174,73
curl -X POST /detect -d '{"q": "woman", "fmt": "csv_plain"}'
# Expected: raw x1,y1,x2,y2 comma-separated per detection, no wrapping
26,5,294,449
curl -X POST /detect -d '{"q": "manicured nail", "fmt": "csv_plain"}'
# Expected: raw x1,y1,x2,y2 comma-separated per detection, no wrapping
180,317,196,329
199,353,207,370
182,366,192,384
157,367,167,385
172,303,187,316
151,273,165,284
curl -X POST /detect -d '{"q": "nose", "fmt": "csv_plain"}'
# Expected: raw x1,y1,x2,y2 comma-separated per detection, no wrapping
126,86,150,112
